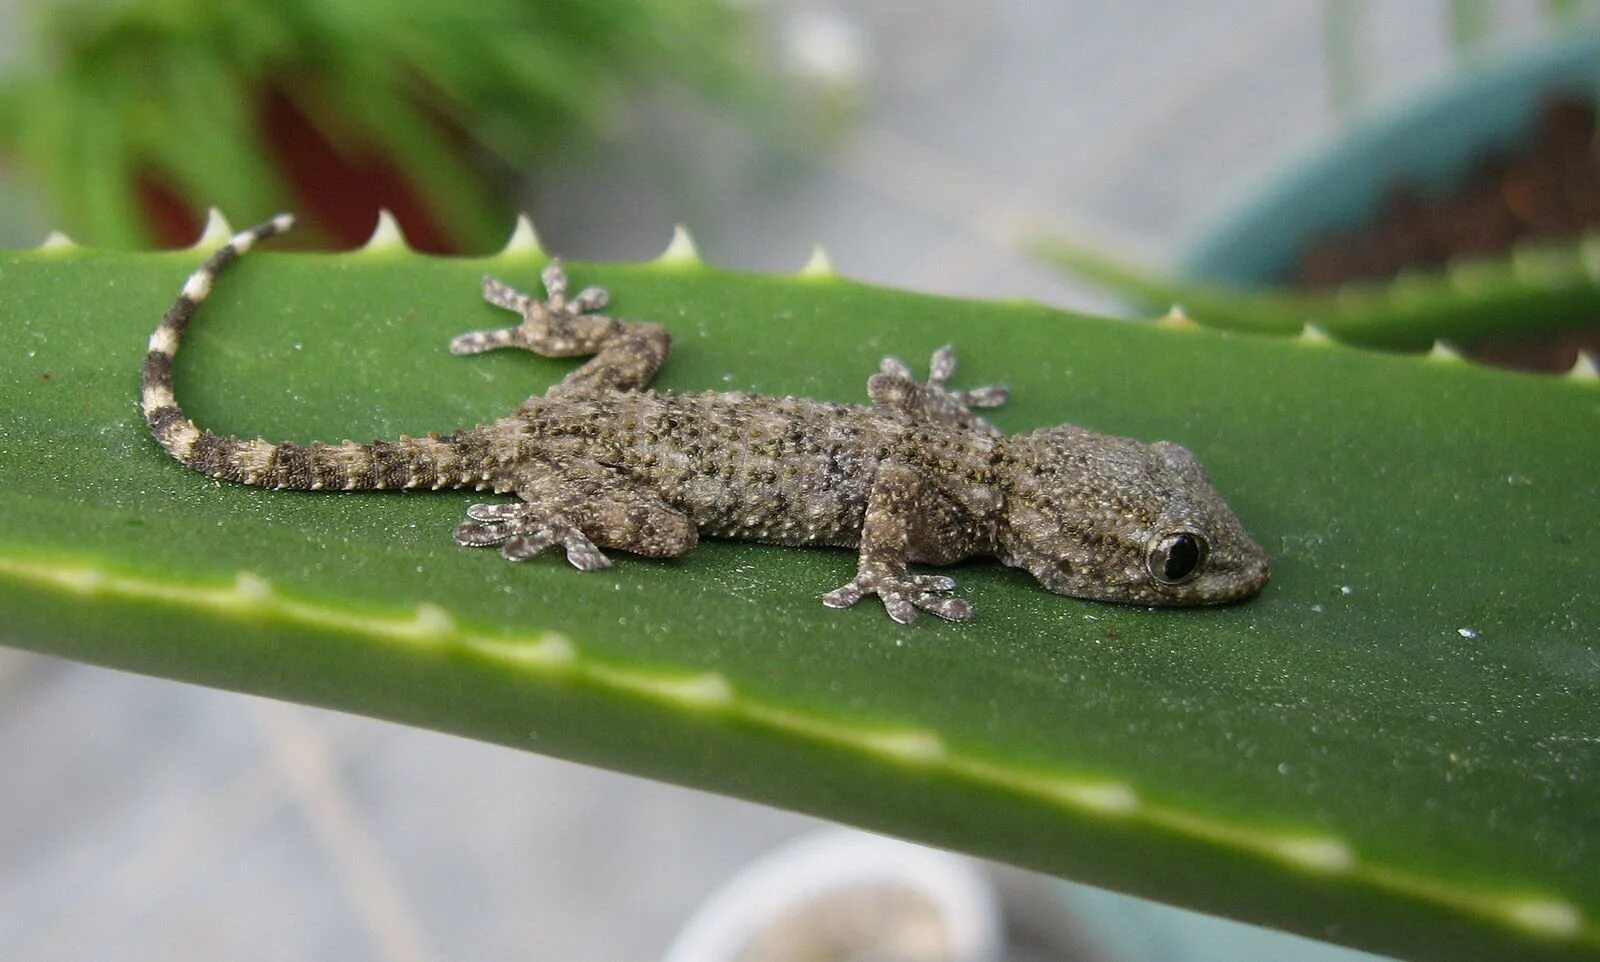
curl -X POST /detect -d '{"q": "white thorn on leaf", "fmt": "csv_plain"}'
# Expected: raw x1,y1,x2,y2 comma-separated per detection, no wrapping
37,230,78,252
1577,234,1600,280
1272,836,1356,873
1158,304,1194,329
656,224,701,266
798,244,835,278
1569,351,1599,382
1300,323,1334,345
361,209,408,252
413,603,454,637
503,213,544,256
661,672,735,708
1503,897,1584,938
861,729,945,763
192,208,234,249
1427,340,1465,362
1056,781,1139,814
233,571,273,605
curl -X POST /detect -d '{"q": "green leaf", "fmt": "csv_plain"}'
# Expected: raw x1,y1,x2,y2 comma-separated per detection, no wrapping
1,229,1597,962
1034,232,1600,352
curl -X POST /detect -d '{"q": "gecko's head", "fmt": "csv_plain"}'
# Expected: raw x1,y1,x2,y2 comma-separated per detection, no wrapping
996,428,1269,606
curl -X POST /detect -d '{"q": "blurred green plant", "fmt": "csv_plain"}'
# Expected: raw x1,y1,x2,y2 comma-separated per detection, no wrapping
0,0,765,250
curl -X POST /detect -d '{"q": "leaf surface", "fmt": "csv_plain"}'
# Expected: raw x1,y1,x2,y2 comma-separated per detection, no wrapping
1,234,1596,961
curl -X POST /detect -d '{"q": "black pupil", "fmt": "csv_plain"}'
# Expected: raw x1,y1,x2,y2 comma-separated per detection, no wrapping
1163,534,1201,581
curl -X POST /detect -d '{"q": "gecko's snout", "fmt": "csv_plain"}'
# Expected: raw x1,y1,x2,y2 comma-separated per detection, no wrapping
1188,531,1270,604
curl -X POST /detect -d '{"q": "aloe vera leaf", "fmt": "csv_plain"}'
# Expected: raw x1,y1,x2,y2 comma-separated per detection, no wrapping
0,228,1596,962
1033,233,1600,352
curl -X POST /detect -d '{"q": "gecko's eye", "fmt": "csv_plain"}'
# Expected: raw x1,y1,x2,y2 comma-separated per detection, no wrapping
1148,532,1206,586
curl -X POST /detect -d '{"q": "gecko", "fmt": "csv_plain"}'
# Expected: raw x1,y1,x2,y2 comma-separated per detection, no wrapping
141,215,1270,623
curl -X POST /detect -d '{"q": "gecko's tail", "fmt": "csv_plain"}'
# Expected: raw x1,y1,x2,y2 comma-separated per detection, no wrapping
142,214,491,492
142,214,298,480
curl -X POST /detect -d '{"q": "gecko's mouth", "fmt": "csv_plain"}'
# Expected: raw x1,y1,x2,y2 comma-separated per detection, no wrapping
1170,544,1271,605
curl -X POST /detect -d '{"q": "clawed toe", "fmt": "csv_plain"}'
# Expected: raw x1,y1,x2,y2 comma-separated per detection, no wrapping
878,356,913,379
466,502,523,521
874,346,1008,423
501,530,558,561
540,260,568,303
456,503,612,570
536,260,610,316
569,286,609,313
463,266,612,353
454,519,512,546
958,385,1008,408
822,567,973,623
821,581,866,609
450,330,507,355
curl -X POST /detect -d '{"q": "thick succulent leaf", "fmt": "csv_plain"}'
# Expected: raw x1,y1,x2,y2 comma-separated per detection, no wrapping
1034,232,1600,354
1,225,1597,962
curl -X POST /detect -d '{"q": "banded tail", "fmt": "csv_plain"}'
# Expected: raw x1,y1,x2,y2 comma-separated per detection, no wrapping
142,214,492,492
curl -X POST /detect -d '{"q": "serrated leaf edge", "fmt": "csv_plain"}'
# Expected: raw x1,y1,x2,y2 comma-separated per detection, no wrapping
1569,351,1599,382
1428,341,1467,363
35,230,78,253
501,213,545,257
655,224,702,267
357,209,409,255
190,209,235,250
798,244,836,279
1157,305,1195,330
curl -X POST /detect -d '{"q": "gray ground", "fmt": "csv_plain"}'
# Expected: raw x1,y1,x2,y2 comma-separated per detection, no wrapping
0,3,1560,960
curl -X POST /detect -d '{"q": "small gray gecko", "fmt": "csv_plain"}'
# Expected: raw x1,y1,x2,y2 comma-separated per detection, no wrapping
142,215,1269,623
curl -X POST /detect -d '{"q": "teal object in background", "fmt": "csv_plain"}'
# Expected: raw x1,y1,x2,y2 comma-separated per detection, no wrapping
1056,880,1394,962
1177,32,1600,286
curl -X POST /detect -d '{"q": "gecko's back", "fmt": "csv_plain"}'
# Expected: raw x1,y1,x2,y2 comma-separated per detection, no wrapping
512,388,991,548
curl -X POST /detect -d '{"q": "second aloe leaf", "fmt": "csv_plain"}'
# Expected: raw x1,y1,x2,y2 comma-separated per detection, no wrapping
1034,232,1600,354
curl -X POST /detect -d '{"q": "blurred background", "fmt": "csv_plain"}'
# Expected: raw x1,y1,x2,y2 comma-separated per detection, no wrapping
1,2,1597,960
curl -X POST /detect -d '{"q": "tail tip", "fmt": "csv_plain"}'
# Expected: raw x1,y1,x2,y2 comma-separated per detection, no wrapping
271,213,296,232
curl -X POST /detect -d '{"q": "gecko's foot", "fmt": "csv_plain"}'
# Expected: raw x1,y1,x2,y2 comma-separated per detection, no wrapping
453,502,612,571
517,258,611,317
452,260,612,355
822,567,973,624
880,345,1008,411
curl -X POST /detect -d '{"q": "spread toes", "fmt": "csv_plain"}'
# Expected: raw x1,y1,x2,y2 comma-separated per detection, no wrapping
822,568,973,624
455,503,612,571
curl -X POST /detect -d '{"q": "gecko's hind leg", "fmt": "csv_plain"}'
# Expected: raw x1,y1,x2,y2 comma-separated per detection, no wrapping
453,260,670,397
453,462,696,569
454,501,612,570
868,345,1007,437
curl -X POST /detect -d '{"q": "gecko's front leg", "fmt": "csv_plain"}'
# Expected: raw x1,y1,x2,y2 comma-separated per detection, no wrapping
822,462,974,624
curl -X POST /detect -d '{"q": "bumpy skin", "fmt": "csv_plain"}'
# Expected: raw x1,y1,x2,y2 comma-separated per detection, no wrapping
142,216,1270,623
